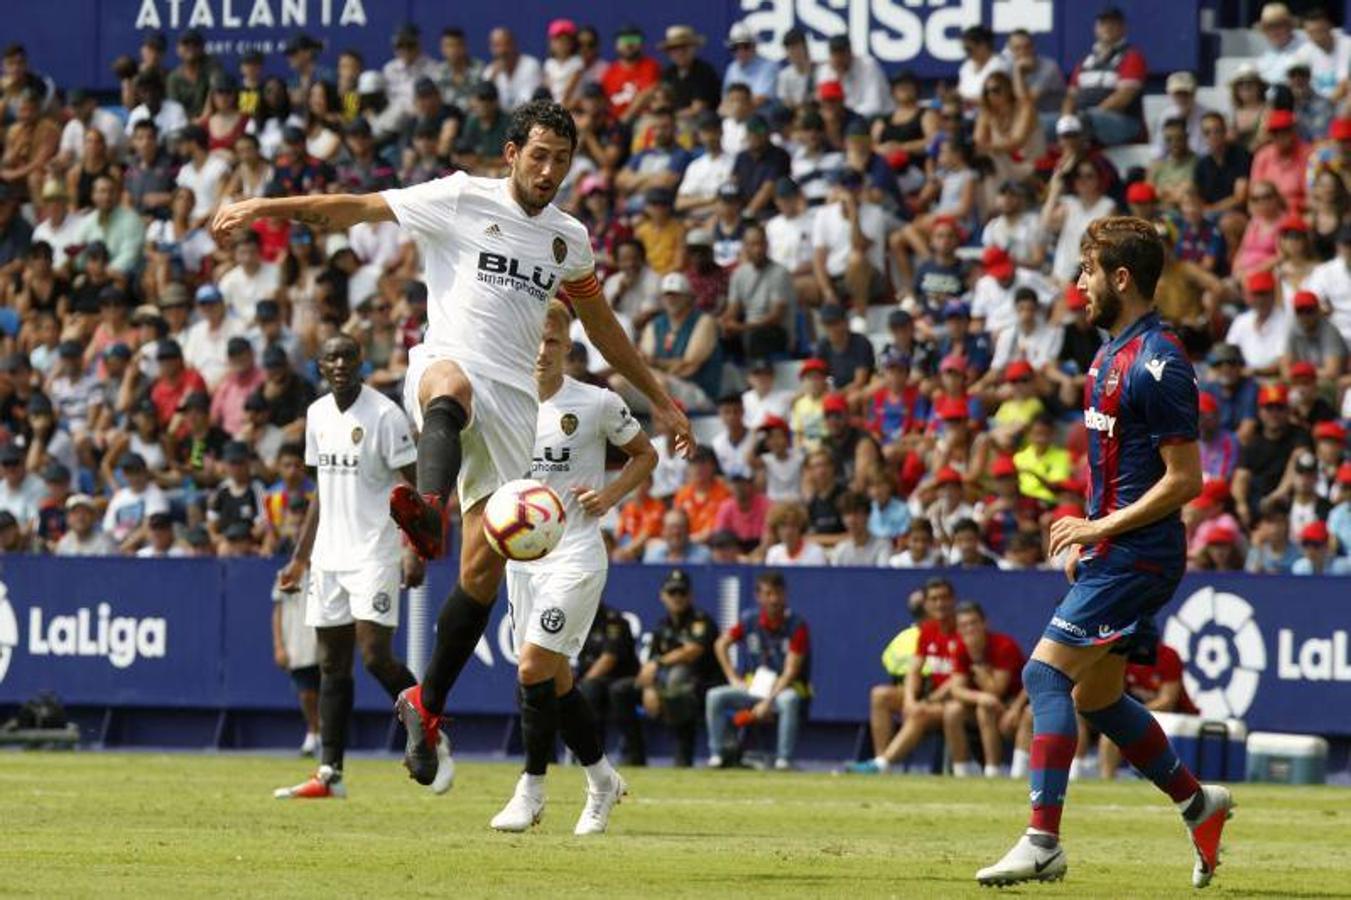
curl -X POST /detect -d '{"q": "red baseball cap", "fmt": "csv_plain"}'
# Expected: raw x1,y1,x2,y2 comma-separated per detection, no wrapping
981,245,1015,281
990,456,1017,478
1205,523,1239,545
1004,359,1034,382
1329,117,1351,141
1337,461,1351,484
817,81,844,102
758,414,789,433
936,395,968,421
1301,520,1330,544
939,354,967,375
1246,270,1276,294
1198,392,1219,415
1293,290,1320,311
822,393,849,415
1259,384,1290,406
1065,283,1088,311
1279,214,1310,233
800,358,828,377
1313,421,1346,443
935,466,963,486
1290,361,1318,381
1125,182,1158,205
1267,109,1296,131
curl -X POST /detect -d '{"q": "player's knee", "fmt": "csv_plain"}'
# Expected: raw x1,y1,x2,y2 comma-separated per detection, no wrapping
942,700,965,725
869,684,893,708
419,362,472,410
1023,659,1072,700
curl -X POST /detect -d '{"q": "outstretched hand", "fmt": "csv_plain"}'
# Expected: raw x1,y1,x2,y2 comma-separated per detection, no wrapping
210,199,257,246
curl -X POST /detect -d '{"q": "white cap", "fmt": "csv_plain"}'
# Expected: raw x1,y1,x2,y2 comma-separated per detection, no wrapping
726,22,754,47
660,272,692,295
65,493,95,510
356,70,385,94
1165,71,1197,94
1055,114,1084,136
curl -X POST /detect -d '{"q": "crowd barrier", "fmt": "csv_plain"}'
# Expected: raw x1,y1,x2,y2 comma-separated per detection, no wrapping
1,557,1348,740
24,0,1220,93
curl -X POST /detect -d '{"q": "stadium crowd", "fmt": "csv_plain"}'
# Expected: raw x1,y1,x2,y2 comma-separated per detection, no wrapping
1,7,1351,574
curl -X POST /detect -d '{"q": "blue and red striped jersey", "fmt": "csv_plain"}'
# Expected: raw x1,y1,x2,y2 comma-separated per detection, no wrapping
1082,311,1198,565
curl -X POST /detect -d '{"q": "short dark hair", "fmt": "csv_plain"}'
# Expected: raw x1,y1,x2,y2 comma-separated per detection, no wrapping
132,119,158,136
1007,531,1041,553
955,600,986,620
1014,286,1039,305
951,517,980,537
725,82,751,98
923,575,952,595
506,99,578,153
837,491,870,516
441,26,465,40
1201,110,1227,128
1081,216,1166,300
756,570,787,591
962,25,994,46
910,519,935,538
615,237,645,261
277,442,305,462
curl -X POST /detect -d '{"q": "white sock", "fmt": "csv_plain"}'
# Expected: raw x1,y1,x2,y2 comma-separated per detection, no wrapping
521,773,546,796
953,760,976,777
583,756,617,789
1011,749,1030,778
873,756,890,772
984,764,1002,778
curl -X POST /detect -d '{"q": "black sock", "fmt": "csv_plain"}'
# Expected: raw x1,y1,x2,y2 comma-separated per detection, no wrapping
557,687,604,767
1182,791,1207,822
366,659,417,701
519,680,559,777
318,674,354,771
417,396,468,503
420,583,492,712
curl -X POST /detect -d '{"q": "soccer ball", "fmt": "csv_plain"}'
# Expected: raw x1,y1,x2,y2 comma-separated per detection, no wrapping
482,479,567,561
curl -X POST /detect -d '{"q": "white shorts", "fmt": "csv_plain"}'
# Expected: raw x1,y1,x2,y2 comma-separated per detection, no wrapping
506,567,607,658
304,564,401,629
403,345,538,512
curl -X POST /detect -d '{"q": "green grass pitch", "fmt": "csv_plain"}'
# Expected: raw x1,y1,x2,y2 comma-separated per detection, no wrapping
2,753,1349,897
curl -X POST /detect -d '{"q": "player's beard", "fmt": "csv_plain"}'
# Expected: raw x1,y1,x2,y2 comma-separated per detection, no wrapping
1089,282,1124,331
511,167,557,215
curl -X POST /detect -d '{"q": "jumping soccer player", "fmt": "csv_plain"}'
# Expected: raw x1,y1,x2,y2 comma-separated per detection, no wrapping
272,335,446,799
212,100,691,789
491,300,656,835
976,218,1233,888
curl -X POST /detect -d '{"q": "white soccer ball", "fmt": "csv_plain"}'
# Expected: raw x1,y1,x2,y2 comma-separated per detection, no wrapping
482,479,567,561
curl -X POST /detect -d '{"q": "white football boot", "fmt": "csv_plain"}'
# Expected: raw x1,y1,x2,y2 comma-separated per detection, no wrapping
490,775,545,832
573,774,627,836
976,833,1068,886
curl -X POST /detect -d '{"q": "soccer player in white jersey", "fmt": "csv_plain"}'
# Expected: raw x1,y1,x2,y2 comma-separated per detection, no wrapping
272,335,443,799
212,100,692,788
491,300,656,835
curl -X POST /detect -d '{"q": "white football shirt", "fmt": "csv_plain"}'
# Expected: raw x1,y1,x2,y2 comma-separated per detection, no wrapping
382,173,597,395
305,385,418,572
509,376,641,574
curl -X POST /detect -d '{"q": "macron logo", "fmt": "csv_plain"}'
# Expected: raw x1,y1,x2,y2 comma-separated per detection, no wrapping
1084,407,1117,438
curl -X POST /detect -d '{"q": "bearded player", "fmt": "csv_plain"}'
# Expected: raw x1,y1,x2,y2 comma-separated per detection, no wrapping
491,300,655,835
212,101,692,789
976,218,1233,889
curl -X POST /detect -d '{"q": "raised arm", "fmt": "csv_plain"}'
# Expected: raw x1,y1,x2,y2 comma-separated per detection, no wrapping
210,193,395,245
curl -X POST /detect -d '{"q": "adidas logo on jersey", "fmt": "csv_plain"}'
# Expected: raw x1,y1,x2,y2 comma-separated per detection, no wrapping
1083,407,1117,438
484,223,502,238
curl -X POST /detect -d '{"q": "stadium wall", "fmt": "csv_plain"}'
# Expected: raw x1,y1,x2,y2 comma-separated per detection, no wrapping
0,557,1348,754
23,0,1225,93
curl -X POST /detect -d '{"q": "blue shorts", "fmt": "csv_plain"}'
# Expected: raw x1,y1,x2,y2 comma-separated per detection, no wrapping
1043,546,1182,657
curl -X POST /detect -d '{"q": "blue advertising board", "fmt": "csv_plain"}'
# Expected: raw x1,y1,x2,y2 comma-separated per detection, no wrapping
1,557,1348,738
18,1,1214,94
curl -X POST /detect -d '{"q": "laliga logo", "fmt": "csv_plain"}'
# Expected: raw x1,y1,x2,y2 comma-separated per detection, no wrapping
1163,587,1266,719
0,584,17,685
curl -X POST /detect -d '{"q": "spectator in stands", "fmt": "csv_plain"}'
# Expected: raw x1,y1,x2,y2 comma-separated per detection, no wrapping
4,87,59,203
811,307,870,404
801,449,846,545
1282,450,1332,538
867,349,926,459
601,24,661,121
1287,62,1334,144
182,284,244,391
1234,384,1312,528
973,71,1041,186
971,248,1055,341
0,442,41,536
702,190,747,271
1225,271,1289,376
1293,520,1351,573
54,493,114,556
431,27,482,112
622,272,720,413
283,34,327,109
674,112,732,217
981,180,1045,271
611,474,665,562
821,392,880,488
103,452,168,554
450,81,508,175
31,181,81,267
617,107,690,203
1284,290,1347,380
722,23,776,107
733,117,792,221
382,24,436,119
653,26,715,117
126,70,188,143
1245,497,1301,573
1198,392,1240,482
1252,110,1312,214
773,28,813,108
889,518,942,568
1013,414,1070,505
75,175,144,280
791,110,844,207
707,570,810,769
712,470,767,555
866,470,910,543
481,27,540,113
1201,343,1258,442
764,499,827,566
634,188,685,275
1150,72,1209,160
817,34,889,118
1149,119,1200,207
1004,28,1065,116
603,238,660,325
943,601,1024,777
1255,2,1305,86
829,490,890,567
1045,156,1118,282
751,415,803,504
947,518,1000,569
1293,7,1350,100
1329,463,1351,554
1062,7,1146,146
643,507,712,564
812,168,894,318
724,224,795,360
1305,225,1351,345
206,441,270,554
956,25,1007,109
1194,111,1251,246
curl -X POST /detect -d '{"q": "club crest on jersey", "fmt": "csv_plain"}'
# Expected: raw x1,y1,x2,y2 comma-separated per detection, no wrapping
1103,365,1121,395
351,426,364,445
560,412,578,435
552,235,567,264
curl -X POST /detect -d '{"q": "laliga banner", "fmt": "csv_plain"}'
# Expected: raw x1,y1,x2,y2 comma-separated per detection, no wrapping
27,0,1209,94
1,558,1347,736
